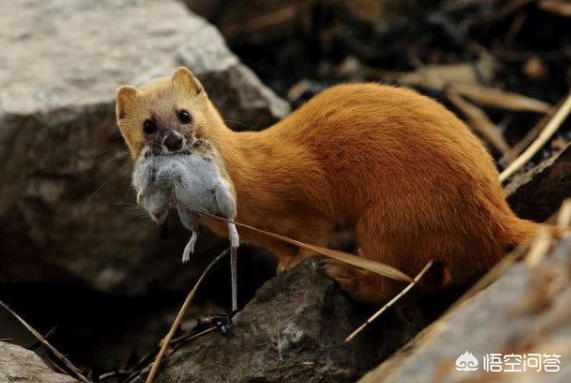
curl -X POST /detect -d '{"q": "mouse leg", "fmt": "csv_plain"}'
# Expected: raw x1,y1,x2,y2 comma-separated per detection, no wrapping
228,222,240,312
182,231,198,263
177,207,200,263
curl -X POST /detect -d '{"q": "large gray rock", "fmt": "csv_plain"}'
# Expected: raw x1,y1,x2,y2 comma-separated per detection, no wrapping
153,258,427,383
0,0,289,294
0,341,79,383
357,235,571,383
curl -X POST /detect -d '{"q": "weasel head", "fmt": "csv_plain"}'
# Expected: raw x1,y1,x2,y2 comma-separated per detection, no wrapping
115,67,226,160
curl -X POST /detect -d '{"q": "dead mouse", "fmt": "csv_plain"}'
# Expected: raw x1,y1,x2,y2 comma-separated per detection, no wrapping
132,147,239,263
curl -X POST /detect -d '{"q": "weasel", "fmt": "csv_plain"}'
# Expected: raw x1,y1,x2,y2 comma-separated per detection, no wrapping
116,67,542,304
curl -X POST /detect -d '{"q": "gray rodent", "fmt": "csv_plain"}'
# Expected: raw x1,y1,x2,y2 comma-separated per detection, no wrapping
132,147,239,262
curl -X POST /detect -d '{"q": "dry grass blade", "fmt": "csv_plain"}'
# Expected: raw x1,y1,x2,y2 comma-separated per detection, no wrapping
452,84,552,113
194,209,412,282
447,90,511,156
556,198,571,229
0,300,91,383
525,228,553,267
500,90,571,182
145,249,229,383
295,242,412,282
345,261,434,342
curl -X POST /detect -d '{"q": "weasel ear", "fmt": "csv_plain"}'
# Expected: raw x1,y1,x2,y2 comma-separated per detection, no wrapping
172,67,203,95
116,86,138,120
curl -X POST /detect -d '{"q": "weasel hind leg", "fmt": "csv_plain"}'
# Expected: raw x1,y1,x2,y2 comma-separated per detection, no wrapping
324,253,408,305
325,211,433,304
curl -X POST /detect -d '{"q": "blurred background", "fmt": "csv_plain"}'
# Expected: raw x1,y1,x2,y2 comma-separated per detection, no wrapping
1,0,571,379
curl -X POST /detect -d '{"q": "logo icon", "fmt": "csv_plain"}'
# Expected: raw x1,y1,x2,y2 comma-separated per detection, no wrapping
456,351,479,371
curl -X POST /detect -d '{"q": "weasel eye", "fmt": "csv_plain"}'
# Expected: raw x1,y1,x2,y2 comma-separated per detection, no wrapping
143,119,156,135
178,109,192,124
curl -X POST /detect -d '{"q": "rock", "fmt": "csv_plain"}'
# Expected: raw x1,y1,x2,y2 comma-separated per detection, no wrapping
0,341,78,383
0,0,289,294
152,258,428,383
506,143,571,221
357,234,571,383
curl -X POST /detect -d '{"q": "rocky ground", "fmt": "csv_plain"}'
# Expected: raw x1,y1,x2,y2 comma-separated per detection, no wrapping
1,0,571,383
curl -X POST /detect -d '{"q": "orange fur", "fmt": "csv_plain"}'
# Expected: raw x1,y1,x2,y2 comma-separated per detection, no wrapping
116,68,541,304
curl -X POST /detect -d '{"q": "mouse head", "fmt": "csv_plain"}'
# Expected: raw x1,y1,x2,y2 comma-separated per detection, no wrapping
116,67,226,159
131,154,174,223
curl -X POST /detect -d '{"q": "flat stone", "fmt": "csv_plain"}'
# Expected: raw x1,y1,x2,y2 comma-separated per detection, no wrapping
0,341,79,383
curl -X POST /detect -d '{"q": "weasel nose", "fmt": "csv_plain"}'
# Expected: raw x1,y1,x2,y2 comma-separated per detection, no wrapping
164,134,183,152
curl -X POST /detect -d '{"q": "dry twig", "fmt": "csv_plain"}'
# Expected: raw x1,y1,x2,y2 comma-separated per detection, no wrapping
500,90,571,182
0,300,90,382
345,261,434,342
145,249,229,383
